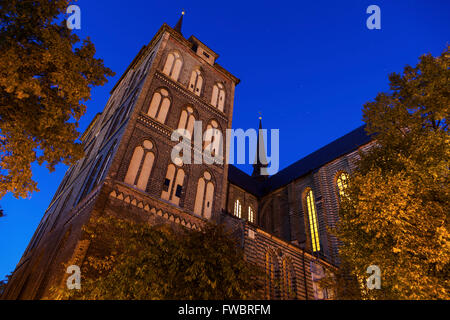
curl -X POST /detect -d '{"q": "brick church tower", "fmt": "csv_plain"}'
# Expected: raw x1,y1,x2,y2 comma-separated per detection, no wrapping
3,12,374,301
2,13,241,299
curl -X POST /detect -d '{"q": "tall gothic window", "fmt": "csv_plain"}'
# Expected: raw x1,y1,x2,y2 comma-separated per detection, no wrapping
211,82,225,111
265,250,276,299
310,261,329,300
305,189,320,252
193,171,215,219
50,187,73,232
188,69,203,96
336,172,350,201
177,106,196,139
282,258,296,299
161,160,185,206
77,155,103,204
234,199,242,218
203,120,222,158
124,140,155,191
148,88,171,124
248,206,255,223
162,51,182,81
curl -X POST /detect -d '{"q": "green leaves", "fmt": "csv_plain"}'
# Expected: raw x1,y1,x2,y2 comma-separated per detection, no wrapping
54,216,263,300
0,0,114,199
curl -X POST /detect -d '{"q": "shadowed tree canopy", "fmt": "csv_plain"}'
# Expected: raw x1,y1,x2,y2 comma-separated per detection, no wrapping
51,216,264,300
0,0,114,199
330,46,449,299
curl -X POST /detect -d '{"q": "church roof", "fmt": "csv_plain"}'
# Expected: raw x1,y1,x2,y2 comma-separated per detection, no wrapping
228,125,373,197
228,164,263,196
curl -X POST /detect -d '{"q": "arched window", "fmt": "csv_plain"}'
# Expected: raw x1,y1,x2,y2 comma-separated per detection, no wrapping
142,51,155,76
107,99,134,139
336,172,350,201
211,82,225,111
53,165,74,200
248,206,255,223
50,187,73,232
80,140,95,171
102,98,116,125
162,51,182,81
282,258,296,299
234,199,242,218
193,171,215,219
124,140,155,191
148,88,171,124
188,69,203,96
77,155,103,204
161,160,185,206
203,120,222,158
305,189,320,252
177,106,196,139
125,69,140,97
310,261,329,300
95,140,117,186
265,250,276,299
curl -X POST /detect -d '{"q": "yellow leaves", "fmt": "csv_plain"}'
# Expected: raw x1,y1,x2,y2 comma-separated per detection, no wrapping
337,48,450,298
0,1,115,200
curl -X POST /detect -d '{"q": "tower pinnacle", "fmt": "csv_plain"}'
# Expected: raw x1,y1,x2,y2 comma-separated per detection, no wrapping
174,10,185,34
252,116,269,181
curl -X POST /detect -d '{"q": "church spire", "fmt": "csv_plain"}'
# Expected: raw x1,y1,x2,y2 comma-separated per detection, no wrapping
174,10,185,34
252,116,269,181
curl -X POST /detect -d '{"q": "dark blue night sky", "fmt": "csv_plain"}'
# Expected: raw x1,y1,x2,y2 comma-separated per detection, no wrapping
1,0,449,280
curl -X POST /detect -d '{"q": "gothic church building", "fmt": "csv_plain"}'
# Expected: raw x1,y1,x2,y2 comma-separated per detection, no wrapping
2,16,373,300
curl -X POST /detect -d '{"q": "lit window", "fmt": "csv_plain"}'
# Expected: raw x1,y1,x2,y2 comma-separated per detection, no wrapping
161,161,185,206
203,120,222,158
336,172,350,200
306,189,320,252
234,199,242,218
188,69,203,96
124,140,155,191
194,171,214,219
148,88,171,124
177,106,195,139
162,51,182,81
211,83,225,111
248,206,255,223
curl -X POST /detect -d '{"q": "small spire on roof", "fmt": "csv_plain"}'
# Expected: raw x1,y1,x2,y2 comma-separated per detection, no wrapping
252,113,269,180
174,9,185,34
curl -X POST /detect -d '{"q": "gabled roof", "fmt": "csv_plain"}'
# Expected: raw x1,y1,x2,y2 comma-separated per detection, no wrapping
227,125,373,197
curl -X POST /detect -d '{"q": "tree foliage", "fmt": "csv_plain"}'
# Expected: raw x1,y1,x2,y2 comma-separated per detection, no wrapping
52,216,263,300
0,0,114,199
332,46,449,299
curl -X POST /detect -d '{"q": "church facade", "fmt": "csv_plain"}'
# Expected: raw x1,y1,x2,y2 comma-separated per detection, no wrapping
2,17,373,300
